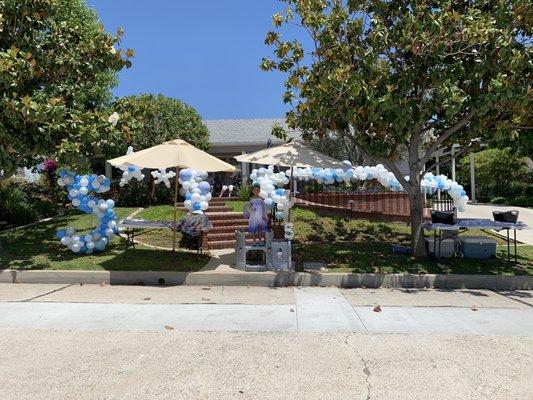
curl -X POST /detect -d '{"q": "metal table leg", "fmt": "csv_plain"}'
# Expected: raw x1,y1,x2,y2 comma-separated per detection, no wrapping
507,229,510,262
514,229,517,263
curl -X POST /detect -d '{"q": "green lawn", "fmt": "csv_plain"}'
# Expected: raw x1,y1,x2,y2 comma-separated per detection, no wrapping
231,201,531,275
2,203,530,275
136,205,184,221
294,242,533,275
0,207,208,271
290,206,531,275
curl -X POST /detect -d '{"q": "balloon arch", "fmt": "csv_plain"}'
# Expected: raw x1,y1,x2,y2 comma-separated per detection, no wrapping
248,161,468,221
53,147,467,254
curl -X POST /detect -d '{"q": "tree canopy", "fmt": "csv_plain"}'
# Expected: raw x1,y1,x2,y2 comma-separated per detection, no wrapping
99,94,210,159
263,0,532,255
0,0,133,174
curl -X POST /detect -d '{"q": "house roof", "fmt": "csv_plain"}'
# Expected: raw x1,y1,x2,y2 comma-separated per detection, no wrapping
204,118,301,145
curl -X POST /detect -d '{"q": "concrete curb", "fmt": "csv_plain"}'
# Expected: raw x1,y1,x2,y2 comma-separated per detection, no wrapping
1,269,531,290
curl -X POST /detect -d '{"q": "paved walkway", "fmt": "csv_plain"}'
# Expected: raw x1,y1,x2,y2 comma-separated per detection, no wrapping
1,284,532,400
463,203,533,244
1,285,531,335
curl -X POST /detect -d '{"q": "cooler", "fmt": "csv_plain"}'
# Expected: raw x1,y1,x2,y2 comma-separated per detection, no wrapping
425,238,456,258
458,236,497,259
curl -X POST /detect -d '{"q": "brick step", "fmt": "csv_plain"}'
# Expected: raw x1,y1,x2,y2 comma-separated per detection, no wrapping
207,238,265,250
211,219,248,232
207,240,236,250
177,205,231,212
207,232,251,241
205,212,244,221
210,197,241,203
208,225,248,233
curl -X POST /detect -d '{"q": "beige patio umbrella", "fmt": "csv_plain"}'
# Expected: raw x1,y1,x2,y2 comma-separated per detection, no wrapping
108,139,236,252
235,141,344,221
234,141,343,169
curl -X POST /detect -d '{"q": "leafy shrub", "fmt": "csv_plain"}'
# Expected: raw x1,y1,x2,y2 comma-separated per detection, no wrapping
0,184,39,225
116,178,175,207
507,181,531,199
0,180,59,228
525,179,533,198
490,196,507,204
458,148,528,199
116,180,150,207
302,181,323,194
235,183,253,201
507,197,533,208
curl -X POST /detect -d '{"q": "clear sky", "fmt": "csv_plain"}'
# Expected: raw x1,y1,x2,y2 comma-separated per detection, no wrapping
87,0,309,120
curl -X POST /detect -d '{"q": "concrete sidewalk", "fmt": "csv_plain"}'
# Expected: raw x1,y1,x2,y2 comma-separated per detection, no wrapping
0,285,531,335
463,203,533,244
1,284,532,400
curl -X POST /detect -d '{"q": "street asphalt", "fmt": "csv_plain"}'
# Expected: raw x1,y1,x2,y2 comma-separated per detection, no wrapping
0,284,531,400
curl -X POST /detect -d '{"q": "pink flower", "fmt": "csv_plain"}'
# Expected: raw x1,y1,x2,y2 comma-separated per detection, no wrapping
44,159,58,173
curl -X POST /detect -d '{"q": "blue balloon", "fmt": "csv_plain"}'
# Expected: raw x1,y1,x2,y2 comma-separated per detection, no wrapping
193,202,202,211
275,188,285,196
185,193,192,200
57,170,116,255
179,169,192,181
128,165,136,172
198,181,211,194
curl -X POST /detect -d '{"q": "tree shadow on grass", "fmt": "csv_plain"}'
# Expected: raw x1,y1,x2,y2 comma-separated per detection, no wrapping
0,210,208,272
293,241,532,275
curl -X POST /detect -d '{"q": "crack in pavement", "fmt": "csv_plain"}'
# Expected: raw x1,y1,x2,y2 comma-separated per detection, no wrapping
345,333,372,400
21,284,73,302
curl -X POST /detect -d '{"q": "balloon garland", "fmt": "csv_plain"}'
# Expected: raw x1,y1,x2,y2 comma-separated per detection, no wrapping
250,162,469,221
249,166,291,220
179,169,212,213
113,147,213,214
117,146,145,187
55,170,117,254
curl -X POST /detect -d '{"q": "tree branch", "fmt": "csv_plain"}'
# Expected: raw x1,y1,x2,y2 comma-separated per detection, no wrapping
420,109,475,165
421,140,478,177
342,129,409,189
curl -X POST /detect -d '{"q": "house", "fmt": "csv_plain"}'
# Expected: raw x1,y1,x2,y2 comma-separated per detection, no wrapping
204,118,411,181
204,118,301,183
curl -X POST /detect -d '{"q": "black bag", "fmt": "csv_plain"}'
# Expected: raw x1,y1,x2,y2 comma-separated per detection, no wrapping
493,210,519,223
430,209,456,225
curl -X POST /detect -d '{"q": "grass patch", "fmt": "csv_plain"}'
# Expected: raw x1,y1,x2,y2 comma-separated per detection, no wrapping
288,207,531,275
0,207,208,271
207,201,532,274
226,200,246,213
294,242,533,275
136,205,184,221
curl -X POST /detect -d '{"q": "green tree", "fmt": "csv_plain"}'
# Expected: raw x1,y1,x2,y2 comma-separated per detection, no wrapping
262,0,532,256
0,0,133,175
100,94,209,158
457,148,529,200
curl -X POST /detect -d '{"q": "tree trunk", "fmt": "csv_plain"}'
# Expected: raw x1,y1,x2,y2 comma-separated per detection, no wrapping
407,182,427,257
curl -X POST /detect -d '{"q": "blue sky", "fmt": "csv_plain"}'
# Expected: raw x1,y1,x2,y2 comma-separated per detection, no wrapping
88,0,309,120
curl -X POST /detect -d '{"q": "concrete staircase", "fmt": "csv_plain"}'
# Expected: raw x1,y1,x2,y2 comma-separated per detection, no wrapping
204,198,250,250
